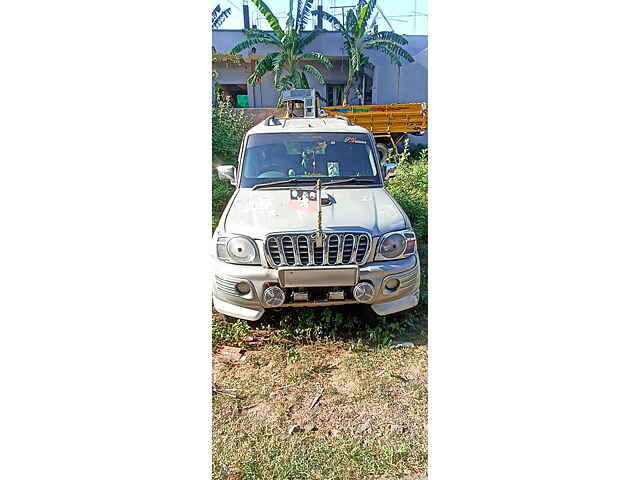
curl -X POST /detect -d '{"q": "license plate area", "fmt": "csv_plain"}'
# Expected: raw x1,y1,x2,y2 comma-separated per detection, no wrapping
278,266,359,288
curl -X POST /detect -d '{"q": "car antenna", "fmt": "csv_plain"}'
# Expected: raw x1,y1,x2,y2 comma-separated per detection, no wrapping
314,178,323,249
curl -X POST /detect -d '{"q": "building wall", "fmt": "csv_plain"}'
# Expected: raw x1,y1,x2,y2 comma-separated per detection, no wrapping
369,35,428,105
213,30,351,58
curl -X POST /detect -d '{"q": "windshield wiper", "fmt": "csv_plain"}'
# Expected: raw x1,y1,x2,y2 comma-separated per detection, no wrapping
252,178,314,190
321,177,376,187
252,177,376,190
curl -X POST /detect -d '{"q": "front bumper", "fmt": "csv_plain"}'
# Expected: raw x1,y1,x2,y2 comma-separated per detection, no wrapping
211,254,420,321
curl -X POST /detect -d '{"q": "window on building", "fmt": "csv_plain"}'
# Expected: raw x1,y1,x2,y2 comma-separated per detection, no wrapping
326,84,344,106
363,73,373,105
216,83,249,108
353,73,374,105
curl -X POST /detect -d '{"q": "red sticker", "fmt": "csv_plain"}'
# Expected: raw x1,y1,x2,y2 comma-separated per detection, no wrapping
290,189,317,211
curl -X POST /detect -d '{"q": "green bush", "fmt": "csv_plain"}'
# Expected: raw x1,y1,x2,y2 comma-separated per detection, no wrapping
407,142,428,158
212,92,252,157
212,175,234,232
212,93,251,233
385,146,428,241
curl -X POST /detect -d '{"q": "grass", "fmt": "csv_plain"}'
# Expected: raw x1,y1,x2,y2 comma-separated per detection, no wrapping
213,341,427,480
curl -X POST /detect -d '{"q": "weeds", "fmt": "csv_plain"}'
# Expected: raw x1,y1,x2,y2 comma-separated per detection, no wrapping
276,344,301,363
263,306,416,348
212,92,252,158
212,316,250,347
367,321,404,348
212,175,233,233
386,143,428,241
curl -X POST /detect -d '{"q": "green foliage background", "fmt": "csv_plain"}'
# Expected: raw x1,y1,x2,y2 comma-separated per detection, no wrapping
386,146,428,241
212,93,252,158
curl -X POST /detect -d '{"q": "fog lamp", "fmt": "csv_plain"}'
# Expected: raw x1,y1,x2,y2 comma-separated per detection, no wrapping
385,278,400,291
235,281,251,295
263,285,285,307
353,282,375,304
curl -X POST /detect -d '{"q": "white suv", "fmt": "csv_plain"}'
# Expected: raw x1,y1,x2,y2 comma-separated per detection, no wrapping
212,115,420,321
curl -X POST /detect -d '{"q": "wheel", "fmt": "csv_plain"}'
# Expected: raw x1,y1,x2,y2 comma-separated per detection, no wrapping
376,143,389,163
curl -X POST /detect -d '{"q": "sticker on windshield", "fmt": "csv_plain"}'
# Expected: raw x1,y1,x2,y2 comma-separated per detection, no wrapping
344,137,366,144
327,162,340,177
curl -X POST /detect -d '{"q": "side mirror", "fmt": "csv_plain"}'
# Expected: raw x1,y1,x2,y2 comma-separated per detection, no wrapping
217,165,237,185
382,163,398,180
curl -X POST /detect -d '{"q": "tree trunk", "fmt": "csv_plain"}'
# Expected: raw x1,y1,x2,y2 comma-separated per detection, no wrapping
342,75,353,106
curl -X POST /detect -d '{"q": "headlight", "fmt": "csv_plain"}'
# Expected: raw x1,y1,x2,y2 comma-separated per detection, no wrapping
375,229,417,261
215,235,260,265
380,233,406,258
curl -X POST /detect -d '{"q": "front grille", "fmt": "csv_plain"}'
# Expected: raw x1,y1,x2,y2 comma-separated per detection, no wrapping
265,232,372,267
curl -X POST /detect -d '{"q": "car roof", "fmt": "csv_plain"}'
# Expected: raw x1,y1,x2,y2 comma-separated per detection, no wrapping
247,116,370,135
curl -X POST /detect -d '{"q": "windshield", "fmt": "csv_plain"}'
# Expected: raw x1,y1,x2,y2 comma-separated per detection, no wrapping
239,133,381,188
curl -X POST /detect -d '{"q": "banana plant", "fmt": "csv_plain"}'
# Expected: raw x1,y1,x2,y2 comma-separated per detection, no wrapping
213,4,232,85
314,0,414,105
212,4,231,30
230,0,332,97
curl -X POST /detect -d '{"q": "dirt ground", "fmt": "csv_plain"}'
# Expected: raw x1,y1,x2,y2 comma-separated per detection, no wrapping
212,321,427,480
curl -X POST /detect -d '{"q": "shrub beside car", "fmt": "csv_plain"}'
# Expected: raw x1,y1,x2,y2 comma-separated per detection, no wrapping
386,146,428,241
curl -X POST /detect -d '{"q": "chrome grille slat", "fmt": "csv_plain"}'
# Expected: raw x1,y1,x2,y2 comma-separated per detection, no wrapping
286,235,301,266
342,234,355,264
349,235,359,264
267,238,281,265
327,234,340,265
356,235,369,263
322,236,329,265
215,276,239,296
308,235,316,266
276,237,286,266
336,235,345,265
265,232,371,268
281,236,295,266
297,236,309,265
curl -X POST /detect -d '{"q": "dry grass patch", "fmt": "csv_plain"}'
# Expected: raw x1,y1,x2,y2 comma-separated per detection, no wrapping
213,341,427,480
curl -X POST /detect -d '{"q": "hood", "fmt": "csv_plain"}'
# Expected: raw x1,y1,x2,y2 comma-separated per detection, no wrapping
223,187,407,238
